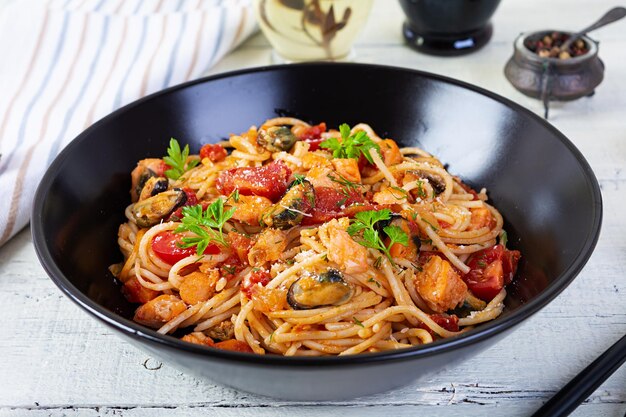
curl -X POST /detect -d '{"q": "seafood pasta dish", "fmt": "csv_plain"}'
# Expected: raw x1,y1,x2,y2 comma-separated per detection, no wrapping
111,118,521,356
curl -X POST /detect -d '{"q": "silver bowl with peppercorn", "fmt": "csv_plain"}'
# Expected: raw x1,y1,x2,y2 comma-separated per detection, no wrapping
504,30,604,118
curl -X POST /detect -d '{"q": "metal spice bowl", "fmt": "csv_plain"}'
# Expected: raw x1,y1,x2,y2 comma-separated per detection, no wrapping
504,30,604,118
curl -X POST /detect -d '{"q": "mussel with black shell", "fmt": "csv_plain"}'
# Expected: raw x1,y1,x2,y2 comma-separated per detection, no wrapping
130,188,187,228
261,178,315,229
287,268,354,310
257,126,298,152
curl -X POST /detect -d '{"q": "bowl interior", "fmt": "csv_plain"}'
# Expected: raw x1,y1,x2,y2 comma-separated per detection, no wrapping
33,64,601,355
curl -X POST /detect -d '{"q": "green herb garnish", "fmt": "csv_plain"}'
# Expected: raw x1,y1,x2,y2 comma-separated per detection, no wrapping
320,123,380,163
163,138,199,180
175,199,235,255
222,264,237,275
327,173,363,206
416,180,427,199
353,317,364,328
421,217,439,232
390,186,409,200
500,230,508,247
229,189,240,203
292,173,306,186
368,277,382,288
346,209,408,263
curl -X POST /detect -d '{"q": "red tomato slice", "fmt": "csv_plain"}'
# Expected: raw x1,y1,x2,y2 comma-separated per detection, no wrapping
215,161,291,202
151,231,219,265
200,144,227,162
241,269,272,299
295,122,327,140
463,244,521,301
301,186,368,225
430,314,460,332
304,138,325,151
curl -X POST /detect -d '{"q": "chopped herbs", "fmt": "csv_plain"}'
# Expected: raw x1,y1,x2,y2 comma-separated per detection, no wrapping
229,189,240,203
352,317,364,328
374,256,383,269
320,123,380,163
347,209,408,263
368,277,381,288
421,217,439,232
291,173,307,186
416,180,427,199
163,138,199,180
175,199,235,255
390,186,409,200
500,230,508,247
222,265,237,275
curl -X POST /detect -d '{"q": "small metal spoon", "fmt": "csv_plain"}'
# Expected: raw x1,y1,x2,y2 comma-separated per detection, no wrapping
559,6,626,52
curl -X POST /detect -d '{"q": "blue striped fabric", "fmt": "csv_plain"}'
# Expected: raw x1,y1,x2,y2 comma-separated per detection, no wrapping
0,12,70,178
47,11,110,164
0,0,257,245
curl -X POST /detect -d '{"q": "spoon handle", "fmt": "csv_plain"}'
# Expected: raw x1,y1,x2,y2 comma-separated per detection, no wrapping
531,333,626,417
561,7,626,50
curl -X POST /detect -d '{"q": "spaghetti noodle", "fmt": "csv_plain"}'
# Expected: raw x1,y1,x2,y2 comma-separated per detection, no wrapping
111,119,521,356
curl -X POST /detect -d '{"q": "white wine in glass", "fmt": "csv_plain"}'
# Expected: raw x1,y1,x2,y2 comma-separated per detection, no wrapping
254,0,373,63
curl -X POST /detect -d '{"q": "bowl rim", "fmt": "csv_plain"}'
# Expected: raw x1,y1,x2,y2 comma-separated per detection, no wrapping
31,62,603,366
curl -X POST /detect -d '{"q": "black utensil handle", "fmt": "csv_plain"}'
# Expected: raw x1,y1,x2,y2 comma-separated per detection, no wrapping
532,333,626,417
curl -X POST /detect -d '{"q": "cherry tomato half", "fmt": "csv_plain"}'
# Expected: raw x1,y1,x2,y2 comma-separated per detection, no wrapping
151,231,219,265
464,244,521,301
200,144,227,162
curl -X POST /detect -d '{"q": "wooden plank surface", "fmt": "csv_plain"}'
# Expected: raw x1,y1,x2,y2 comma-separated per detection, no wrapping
2,0,626,416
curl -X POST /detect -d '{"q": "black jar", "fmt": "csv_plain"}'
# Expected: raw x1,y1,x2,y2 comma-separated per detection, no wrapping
399,0,501,56
504,31,604,118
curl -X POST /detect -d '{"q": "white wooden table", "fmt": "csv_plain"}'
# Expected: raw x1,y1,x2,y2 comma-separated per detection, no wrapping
2,1,625,416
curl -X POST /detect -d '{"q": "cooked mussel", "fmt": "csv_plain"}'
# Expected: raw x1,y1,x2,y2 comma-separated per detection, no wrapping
261,179,315,229
130,188,187,227
257,126,298,152
410,170,446,195
138,176,169,201
130,158,163,202
287,269,353,310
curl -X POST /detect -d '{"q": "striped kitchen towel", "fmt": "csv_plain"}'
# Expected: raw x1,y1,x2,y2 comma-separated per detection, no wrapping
0,0,257,246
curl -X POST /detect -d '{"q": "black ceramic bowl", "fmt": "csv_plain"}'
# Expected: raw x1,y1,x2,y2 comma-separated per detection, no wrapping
32,63,601,401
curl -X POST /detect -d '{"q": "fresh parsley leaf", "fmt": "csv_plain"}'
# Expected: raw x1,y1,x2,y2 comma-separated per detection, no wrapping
347,209,408,264
384,225,409,249
320,123,381,164
175,199,235,255
292,173,306,186
163,138,199,180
